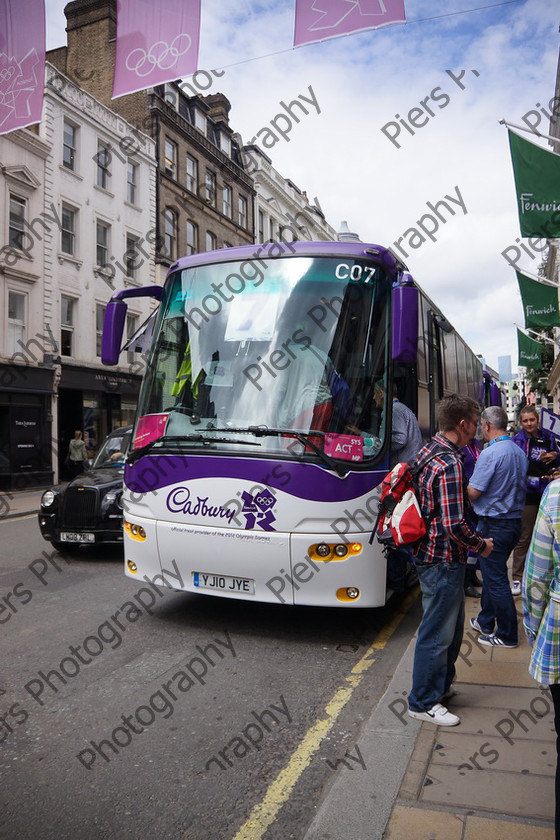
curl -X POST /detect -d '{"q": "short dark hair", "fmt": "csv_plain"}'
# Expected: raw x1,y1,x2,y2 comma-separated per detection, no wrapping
438,394,481,432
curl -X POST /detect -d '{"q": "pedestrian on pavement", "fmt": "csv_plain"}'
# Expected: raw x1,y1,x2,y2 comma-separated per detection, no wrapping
408,394,493,727
467,406,528,648
462,434,483,598
511,405,558,596
66,430,87,478
523,478,560,840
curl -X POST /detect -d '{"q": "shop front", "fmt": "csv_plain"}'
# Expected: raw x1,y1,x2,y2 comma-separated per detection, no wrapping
58,364,141,480
0,362,55,491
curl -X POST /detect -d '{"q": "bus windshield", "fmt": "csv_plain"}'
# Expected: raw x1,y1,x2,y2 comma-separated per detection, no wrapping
134,255,390,464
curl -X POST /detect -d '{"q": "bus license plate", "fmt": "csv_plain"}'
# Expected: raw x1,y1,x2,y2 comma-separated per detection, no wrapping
60,532,95,543
193,572,255,595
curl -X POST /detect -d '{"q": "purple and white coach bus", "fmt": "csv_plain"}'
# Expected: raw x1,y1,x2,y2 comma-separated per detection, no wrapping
102,240,487,607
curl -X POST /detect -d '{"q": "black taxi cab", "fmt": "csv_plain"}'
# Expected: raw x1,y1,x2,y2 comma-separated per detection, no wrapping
38,426,132,552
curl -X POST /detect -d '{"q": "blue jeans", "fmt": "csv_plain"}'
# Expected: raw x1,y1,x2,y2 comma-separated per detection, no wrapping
476,516,521,645
408,561,466,712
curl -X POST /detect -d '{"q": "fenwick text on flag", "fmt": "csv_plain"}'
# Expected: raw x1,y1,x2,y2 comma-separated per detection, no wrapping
516,272,560,329
0,0,45,135
517,328,542,370
293,0,406,48
113,0,201,99
508,129,560,238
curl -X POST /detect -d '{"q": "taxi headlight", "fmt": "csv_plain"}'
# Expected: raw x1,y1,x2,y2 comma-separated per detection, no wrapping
41,490,56,507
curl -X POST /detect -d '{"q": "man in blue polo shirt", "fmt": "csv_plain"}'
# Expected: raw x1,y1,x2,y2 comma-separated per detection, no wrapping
467,406,528,648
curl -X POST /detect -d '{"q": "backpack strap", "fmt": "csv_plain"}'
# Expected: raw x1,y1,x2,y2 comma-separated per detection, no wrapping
368,444,448,545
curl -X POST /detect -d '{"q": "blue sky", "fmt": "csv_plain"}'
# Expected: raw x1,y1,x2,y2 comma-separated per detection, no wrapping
45,0,560,373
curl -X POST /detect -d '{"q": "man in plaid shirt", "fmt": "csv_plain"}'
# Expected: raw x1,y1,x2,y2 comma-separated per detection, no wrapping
408,394,493,727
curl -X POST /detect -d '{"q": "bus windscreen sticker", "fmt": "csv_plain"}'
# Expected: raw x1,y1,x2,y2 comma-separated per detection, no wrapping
134,413,169,449
324,433,364,462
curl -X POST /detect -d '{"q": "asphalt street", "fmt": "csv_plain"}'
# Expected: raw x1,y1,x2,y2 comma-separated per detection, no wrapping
0,515,420,840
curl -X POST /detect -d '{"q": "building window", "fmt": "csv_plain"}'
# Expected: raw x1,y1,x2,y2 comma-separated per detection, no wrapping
238,195,248,229
164,138,177,178
205,231,216,252
125,234,139,280
222,184,232,218
205,170,216,206
61,205,76,255
126,314,138,365
223,242,232,249
194,109,206,133
186,221,198,255
61,296,74,356
221,133,231,156
126,162,137,204
95,304,105,357
8,195,26,251
164,208,177,259
96,221,110,267
269,217,275,241
7,291,26,355
186,155,197,192
63,120,77,170
96,141,110,189
258,210,265,244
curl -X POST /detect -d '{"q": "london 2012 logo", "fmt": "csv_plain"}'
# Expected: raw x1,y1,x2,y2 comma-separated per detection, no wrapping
241,489,277,531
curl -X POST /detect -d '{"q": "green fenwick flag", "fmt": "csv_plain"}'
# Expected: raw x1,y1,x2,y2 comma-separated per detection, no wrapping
516,272,560,328
517,328,542,369
508,129,560,237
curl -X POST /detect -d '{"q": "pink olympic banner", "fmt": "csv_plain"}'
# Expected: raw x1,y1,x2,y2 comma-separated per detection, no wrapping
294,0,406,47
113,0,201,99
0,0,45,135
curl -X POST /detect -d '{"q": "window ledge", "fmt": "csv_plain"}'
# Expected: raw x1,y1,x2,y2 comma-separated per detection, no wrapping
94,185,114,198
59,165,83,181
124,200,141,212
57,253,82,268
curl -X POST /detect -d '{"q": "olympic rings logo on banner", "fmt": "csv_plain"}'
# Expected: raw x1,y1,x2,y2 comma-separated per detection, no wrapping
125,34,192,77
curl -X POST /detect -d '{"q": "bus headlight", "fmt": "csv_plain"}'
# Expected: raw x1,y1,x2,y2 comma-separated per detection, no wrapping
316,543,331,557
336,587,360,601
125,521,146,541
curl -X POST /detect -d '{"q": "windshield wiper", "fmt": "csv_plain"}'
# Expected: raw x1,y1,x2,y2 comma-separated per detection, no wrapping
127,434,260,464
202,425,347,476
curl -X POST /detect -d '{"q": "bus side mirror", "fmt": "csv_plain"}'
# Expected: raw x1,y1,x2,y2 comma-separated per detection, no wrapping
101,285,163,366
392,277,418,365
102,300,128,365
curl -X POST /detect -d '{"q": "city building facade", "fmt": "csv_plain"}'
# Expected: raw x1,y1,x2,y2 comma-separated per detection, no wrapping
48,0,255,286
40,63,157,480
0,125,52,490
242,144,336,244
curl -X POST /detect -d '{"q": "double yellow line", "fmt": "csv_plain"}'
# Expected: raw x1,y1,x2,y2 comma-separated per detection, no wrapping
232,588,418,840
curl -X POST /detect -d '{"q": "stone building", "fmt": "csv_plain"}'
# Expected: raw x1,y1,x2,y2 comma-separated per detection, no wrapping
242,144,336,244
39,63,157,479
48,0,255,284
0,125,52,490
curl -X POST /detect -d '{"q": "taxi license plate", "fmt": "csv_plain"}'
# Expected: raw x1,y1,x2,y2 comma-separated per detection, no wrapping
60,532,95,543
193,572,254,595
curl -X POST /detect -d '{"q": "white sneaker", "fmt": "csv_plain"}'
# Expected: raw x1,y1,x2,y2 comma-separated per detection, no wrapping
408,703,460,726
511,581,522,596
